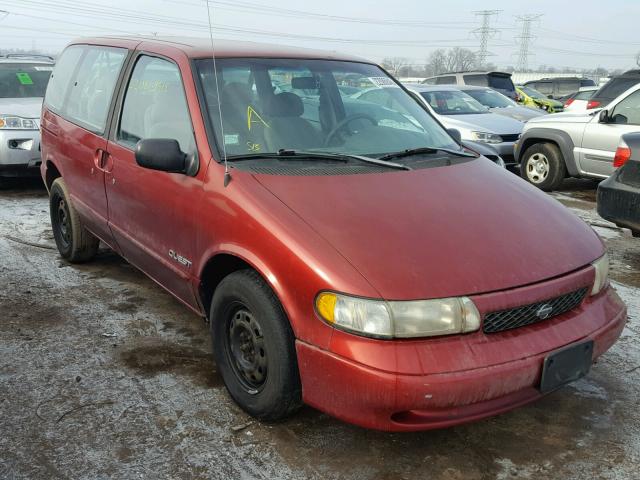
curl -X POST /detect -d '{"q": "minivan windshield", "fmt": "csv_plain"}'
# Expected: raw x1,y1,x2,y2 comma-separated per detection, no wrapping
419,90,489,115
0,63,53,98
195,58,459,159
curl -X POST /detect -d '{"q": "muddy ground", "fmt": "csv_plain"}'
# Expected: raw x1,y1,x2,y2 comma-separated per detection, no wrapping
1,177,638,480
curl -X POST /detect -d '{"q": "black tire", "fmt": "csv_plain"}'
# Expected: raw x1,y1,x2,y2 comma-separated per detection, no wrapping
49,178,100,263
210,269,302,421
520,142,567,191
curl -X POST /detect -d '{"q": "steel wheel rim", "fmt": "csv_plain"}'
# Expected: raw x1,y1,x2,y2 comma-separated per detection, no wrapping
227,306,267,392
526,153,550,183
56,197,71,248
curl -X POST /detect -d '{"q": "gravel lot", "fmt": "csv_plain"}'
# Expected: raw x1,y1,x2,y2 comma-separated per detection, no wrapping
1,178,638,480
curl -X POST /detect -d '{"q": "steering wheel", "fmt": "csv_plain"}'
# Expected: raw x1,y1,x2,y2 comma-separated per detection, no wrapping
324,113,378,147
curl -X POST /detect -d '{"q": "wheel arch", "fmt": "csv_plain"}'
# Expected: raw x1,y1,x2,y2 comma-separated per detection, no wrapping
44,159,62,191
197,250,287,321
517,128,579,177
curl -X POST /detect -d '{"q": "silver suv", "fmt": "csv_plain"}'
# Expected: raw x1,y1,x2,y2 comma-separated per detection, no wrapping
516,82,640,191
0,55,54,185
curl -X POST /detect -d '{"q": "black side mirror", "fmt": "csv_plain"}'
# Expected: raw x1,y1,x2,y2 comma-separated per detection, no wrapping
598,110,609,123
447,128,462,143
135,139,187,173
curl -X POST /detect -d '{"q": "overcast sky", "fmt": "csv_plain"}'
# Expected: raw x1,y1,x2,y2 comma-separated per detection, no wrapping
1,0,639,71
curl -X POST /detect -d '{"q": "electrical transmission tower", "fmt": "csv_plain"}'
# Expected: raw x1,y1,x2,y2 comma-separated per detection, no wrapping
515,14,543,71
473,10,501,67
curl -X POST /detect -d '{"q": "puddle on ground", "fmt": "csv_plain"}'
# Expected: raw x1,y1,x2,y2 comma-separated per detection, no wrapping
119,340,222,389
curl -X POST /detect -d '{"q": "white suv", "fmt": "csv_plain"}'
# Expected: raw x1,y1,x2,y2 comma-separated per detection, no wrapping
515,83,640,190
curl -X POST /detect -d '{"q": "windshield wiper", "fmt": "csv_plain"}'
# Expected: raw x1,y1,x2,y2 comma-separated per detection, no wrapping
228,149,411,171
379,147,476,161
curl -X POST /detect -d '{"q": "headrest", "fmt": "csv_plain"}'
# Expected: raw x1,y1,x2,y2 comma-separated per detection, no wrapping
221,82,252,107
265,92,304,117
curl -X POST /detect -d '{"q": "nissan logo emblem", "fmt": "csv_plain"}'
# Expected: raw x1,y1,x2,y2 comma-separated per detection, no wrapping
536,304,554,320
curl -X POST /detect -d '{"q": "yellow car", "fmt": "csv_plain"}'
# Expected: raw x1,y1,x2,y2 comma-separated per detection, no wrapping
517,86,564,113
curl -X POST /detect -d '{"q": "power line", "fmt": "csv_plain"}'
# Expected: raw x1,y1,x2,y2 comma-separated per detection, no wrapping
472,10,501,66
515,14,543,71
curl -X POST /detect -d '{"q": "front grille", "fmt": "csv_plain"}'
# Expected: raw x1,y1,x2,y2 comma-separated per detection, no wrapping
483,287,589,333
500,134,520,143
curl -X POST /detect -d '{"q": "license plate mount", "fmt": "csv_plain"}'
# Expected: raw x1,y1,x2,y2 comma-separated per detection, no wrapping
539,340,594,394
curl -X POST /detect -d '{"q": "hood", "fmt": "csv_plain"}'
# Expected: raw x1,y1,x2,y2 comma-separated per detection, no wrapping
526,111,596,126
490,106,545,122
0,97,43,118
255,159,603,300
438,112,523,134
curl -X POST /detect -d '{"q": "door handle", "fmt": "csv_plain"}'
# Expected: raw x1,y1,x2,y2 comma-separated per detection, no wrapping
93,149,113,173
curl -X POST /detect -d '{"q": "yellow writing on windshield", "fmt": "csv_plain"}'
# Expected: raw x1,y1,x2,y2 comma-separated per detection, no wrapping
247,106,269,131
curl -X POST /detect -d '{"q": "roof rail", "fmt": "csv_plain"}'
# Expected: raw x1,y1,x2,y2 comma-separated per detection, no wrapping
1,53,55,61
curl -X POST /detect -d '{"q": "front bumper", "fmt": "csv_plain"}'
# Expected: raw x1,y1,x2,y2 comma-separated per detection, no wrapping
597,170,640,234
297,282,626,431
492,141,518,166
0,129,42,176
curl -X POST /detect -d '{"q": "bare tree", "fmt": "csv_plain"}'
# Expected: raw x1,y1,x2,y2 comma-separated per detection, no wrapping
381,57,409,76
426,49,447,76
445,47,477,72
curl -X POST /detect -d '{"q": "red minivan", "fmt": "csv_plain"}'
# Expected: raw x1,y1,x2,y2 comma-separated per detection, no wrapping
40,37,626,431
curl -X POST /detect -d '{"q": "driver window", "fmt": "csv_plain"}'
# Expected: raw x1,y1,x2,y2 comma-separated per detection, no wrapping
611,90,640,125
118,56,195,153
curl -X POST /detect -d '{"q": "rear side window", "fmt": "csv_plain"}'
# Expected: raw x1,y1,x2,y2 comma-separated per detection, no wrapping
488,75,514,92
45,46,84,111
580,79,596,87
118,55,195,154
463,74,488,86
435,76,456,85
557,80,580,96
535,82,553,95
64,47,127,133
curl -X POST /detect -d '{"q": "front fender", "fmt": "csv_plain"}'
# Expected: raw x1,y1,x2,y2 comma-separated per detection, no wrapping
516,127,579,176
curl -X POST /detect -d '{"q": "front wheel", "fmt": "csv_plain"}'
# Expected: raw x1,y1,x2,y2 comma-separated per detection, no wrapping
210,270,302,421
520,143,566,191
49,178,100,263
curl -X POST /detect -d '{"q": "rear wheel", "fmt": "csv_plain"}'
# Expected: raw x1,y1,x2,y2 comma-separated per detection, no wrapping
520,143,566,191
50,178,99,263
210,269,302,421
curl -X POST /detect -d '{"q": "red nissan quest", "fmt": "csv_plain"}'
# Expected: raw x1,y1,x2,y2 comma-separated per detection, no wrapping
40,36,626,431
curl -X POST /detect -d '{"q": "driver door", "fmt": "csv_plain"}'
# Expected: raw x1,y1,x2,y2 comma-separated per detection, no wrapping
580,88,640,177
105,54,203,309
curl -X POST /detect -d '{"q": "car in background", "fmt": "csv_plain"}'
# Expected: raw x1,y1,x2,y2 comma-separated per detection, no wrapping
566,86,598,109
587,70,640,110
422,71,518,101
563,86,598,112
597,133,640,237
406,84,523,167
0,54,54,185
455,85,545,122
517,86,564,113
523,77,596,100
516,82,640,191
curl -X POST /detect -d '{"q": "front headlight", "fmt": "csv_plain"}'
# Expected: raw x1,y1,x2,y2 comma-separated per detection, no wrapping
315,292,481,339
0,115,38,130
471,131,503,144
591,253,609,296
